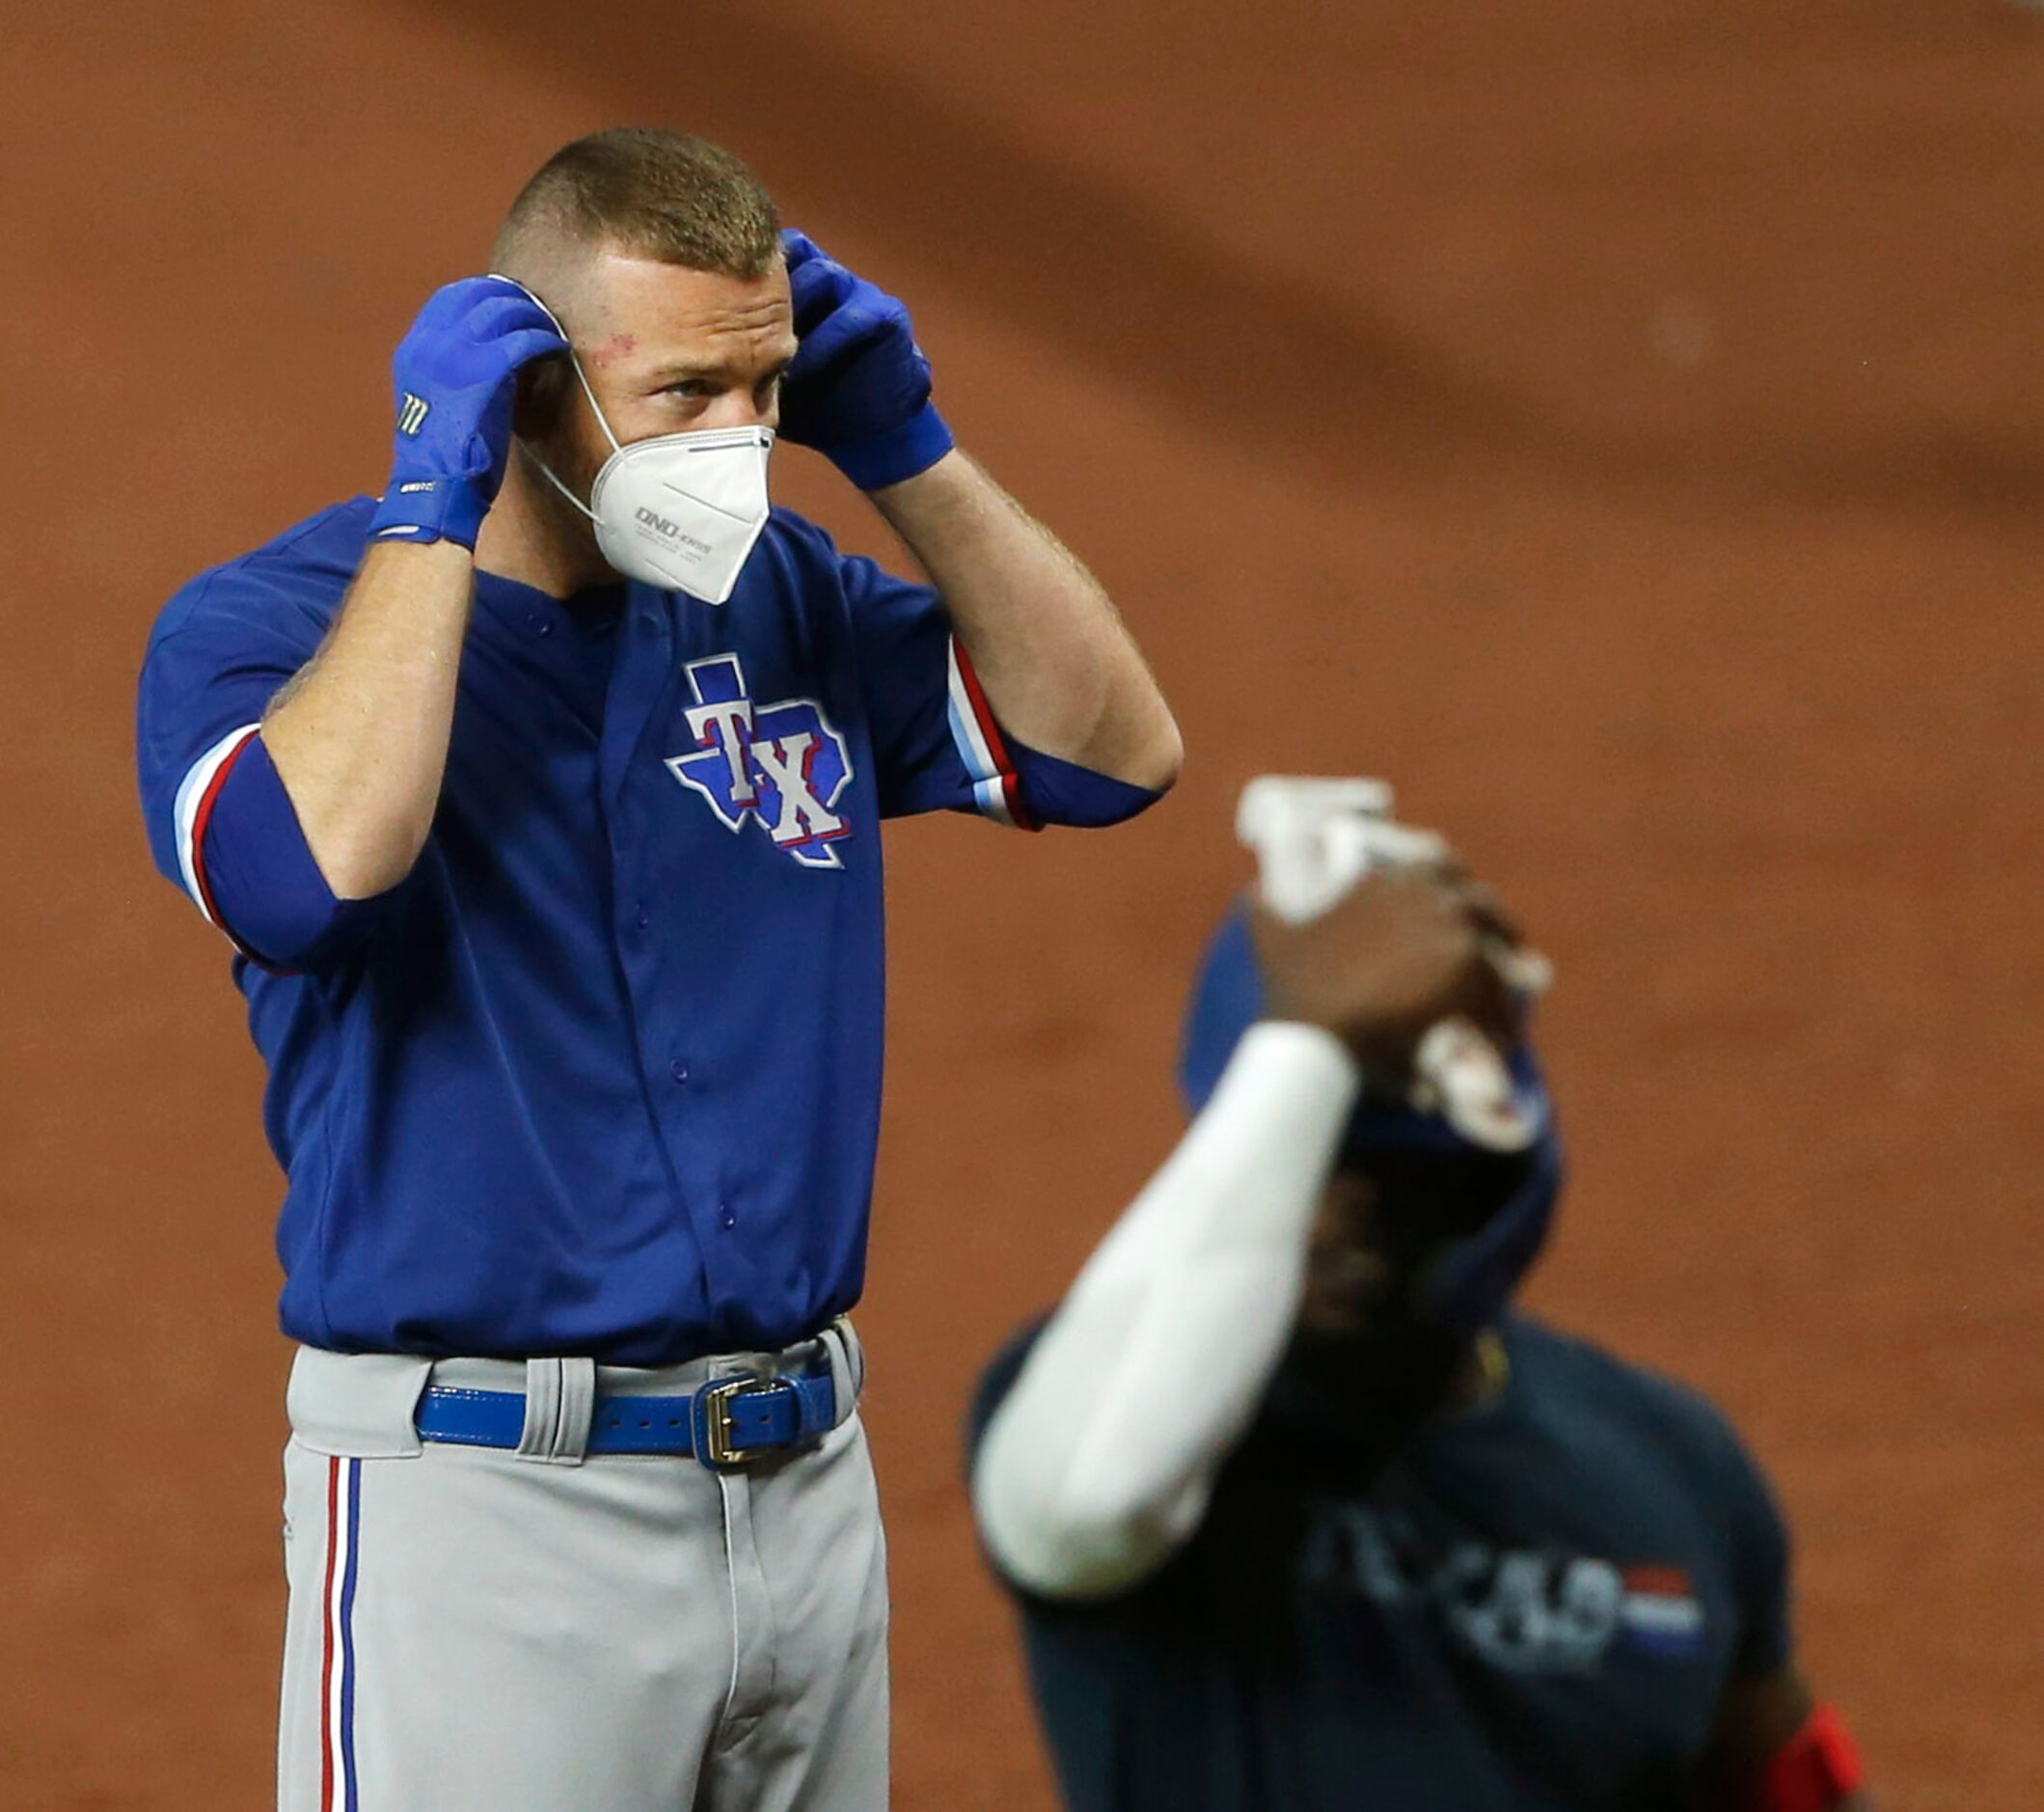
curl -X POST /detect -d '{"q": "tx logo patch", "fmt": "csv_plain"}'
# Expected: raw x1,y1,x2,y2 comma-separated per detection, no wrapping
667,654,854,869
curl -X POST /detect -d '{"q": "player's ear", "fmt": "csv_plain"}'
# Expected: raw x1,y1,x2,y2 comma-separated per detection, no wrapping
513,354,573,442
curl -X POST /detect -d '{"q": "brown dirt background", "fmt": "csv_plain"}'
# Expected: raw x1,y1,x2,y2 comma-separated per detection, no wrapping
4,1,2041,1805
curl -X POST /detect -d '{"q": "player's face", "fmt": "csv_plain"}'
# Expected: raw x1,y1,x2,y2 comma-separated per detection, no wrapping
1298,1149,1535,1342
528,251,799,501
1297,1168,1393,1338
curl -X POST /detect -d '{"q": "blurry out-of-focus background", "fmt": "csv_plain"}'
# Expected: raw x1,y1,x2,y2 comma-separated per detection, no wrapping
4,3,2041,1805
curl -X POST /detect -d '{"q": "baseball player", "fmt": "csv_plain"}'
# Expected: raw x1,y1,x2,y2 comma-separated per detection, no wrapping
970,807,1871,1811
135,127,1179,1811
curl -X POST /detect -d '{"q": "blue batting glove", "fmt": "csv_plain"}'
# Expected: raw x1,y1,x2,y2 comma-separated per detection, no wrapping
368,276,570,550
778,230,955,491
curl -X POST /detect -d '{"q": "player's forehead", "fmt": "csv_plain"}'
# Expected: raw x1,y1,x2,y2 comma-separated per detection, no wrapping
570,249,795,377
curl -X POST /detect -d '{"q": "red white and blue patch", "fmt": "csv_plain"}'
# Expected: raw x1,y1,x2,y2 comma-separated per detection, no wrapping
1618,1565,1706,1659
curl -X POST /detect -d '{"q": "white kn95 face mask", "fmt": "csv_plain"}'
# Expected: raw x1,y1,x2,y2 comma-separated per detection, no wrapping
507,282,775,605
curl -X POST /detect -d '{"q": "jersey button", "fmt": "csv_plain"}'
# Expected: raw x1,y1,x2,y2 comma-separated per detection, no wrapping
669,1059,690,1084
719,1204,738,1230
636,906,650,931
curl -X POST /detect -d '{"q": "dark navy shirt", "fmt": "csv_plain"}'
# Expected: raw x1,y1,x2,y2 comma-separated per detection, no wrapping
138,498,1149,1364
970,1313,1792,1812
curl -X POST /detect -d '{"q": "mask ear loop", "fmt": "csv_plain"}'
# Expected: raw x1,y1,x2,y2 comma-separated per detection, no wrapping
487,273,622,522
523,442,598,522
518,349,618,525
561,350,623,456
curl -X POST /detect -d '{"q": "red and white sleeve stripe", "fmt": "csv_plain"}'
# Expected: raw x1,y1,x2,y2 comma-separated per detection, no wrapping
172,723,261,941
944,640,1037,831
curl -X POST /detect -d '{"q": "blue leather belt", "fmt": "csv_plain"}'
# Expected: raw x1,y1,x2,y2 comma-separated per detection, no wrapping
414,1368,836,1468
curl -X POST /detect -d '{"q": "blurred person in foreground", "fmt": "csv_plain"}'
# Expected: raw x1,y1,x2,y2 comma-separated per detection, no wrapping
969,809,1871,1811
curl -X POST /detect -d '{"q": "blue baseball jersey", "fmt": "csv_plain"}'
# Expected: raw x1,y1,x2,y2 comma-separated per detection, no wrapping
137,498,1155,1364
970,1313,1792,1812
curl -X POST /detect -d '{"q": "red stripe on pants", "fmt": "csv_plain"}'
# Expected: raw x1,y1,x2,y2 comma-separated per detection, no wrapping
320,1456,340,1811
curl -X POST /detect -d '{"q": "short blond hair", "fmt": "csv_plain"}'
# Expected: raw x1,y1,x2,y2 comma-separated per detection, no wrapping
494,127,780,279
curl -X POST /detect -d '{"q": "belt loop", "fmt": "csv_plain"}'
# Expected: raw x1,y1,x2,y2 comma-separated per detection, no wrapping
819,1316,864,1429
516,1357,596,1465
286,1348,431,1458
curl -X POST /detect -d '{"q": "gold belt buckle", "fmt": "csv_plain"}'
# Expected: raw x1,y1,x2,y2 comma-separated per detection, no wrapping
698,1373,786,1469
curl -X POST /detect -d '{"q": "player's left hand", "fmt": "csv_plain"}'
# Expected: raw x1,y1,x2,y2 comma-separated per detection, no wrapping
778,229,955,491
1251,865,1522,1086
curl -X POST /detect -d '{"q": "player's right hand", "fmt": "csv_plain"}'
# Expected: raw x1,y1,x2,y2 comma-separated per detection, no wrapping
367,276,570,551
1250,865,1523,1084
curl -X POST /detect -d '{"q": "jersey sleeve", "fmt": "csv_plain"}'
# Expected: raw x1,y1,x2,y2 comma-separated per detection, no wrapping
838,550,1163,830
136,572,363,971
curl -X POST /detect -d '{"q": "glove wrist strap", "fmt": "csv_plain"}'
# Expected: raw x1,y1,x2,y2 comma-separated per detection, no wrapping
828,401,954,492
368,474,490,551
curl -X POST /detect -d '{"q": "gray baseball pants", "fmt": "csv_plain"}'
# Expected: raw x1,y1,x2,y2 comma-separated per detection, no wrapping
277,1323,886,1811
